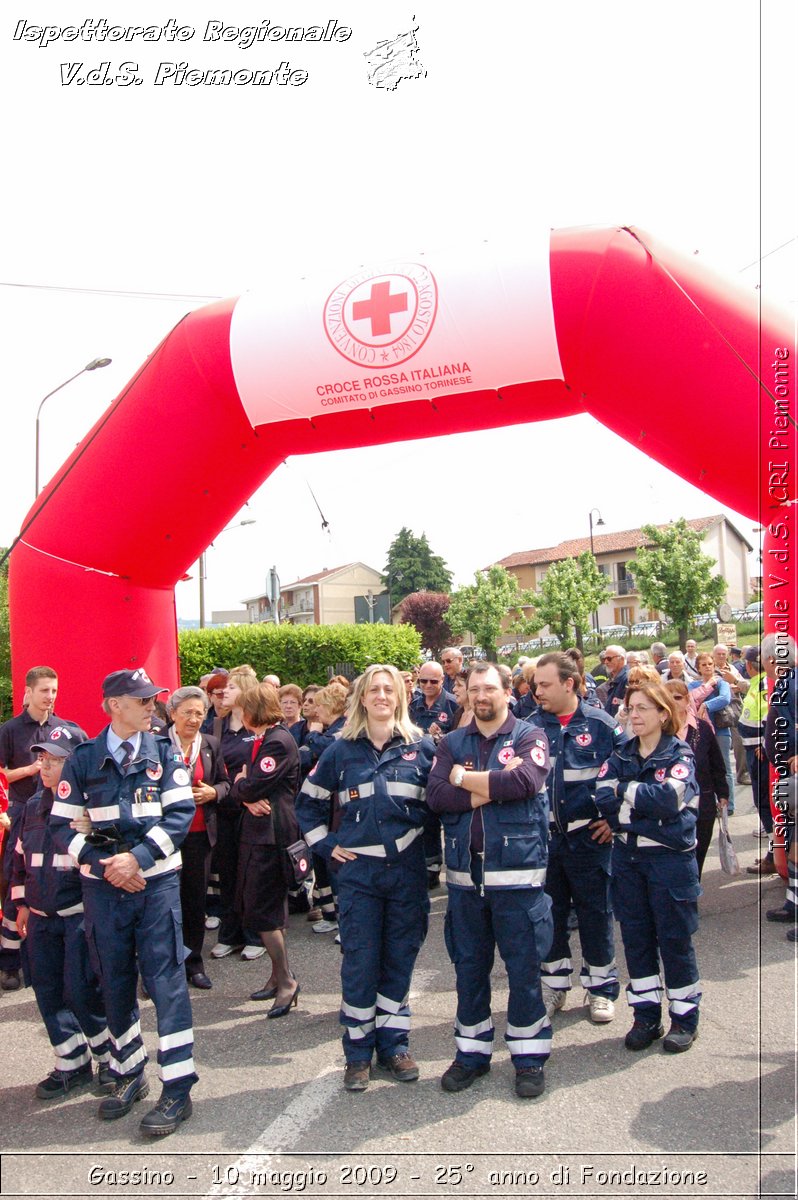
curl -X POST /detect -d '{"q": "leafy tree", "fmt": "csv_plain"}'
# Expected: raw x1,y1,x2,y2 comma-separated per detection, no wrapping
534,553,612,650
630,518,726,650
382,527,452,604
447,566,538,655
399,592,452,657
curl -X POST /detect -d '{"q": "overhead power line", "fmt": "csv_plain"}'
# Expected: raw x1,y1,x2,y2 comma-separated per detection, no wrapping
0,280,223,303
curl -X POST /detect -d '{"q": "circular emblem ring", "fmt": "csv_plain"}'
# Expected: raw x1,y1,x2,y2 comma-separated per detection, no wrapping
323,263,438,367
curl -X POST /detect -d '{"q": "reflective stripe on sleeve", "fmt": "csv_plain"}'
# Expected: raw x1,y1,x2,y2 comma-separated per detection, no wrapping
86,805,121,822
50,800,85,819
160,785,193,808
146,825,175,857
304,824,329,847
67,833,87,860
142,852,182,878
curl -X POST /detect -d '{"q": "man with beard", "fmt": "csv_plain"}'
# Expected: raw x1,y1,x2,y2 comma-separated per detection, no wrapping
427,664,552,1099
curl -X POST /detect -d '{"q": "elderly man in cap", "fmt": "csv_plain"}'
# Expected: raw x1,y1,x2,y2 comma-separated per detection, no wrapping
49,668,197,1135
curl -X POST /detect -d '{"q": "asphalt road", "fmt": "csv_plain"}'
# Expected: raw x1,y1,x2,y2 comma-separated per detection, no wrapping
2,790,795,1200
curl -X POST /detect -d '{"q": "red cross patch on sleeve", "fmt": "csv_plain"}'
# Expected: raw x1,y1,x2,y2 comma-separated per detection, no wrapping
260,756,277,774
531,746,546,767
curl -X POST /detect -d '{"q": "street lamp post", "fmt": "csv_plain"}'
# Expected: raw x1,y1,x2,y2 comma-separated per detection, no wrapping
199,519,256,629
588,508,605,634
35,357,112,496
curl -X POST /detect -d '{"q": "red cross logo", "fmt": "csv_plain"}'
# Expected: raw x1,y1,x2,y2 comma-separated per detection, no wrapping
351,281,408,336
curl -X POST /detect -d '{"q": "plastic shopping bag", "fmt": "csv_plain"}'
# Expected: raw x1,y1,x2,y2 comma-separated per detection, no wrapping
717,806,741,876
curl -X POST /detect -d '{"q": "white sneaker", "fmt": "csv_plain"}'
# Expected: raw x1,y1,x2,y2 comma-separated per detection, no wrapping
543,986,567,1019
210,943,244,959
312,919,339,934
205,916,221,930
240,945,267,960
334,933,341,945
587,993,615,1024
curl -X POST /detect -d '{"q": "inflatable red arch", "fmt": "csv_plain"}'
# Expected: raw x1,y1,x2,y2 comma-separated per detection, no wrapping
9,224,795,736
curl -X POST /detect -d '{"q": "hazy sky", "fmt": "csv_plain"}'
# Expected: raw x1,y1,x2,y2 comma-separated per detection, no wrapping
2,1,795,619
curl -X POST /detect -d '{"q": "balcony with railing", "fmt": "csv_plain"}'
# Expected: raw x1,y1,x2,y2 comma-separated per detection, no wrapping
614,576,636,596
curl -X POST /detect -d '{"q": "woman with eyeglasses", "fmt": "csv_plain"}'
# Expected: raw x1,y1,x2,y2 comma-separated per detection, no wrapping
594,677,702,1054
165,687,230,990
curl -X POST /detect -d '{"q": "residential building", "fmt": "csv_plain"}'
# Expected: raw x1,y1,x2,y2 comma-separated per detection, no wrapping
243,563,385,626
494,515,753,631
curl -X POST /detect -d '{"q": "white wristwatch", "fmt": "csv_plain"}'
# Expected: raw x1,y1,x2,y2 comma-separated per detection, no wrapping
452,766,466,788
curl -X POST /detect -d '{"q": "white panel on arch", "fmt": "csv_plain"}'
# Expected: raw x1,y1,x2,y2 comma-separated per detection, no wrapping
229,234,564,427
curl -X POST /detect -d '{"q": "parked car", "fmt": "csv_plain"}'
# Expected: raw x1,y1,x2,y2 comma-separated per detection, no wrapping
631,620,660,637
743,600,763,618
541,635,561,648
600,624,629,639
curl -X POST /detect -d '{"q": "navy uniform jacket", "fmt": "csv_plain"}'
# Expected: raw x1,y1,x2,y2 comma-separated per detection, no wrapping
426,715,550,890
603,667,629,717
594,734,699,853
536,700,627,837
409,689,458,735
296,731,435,863
299,715,346,775
8,785,84,919
49,729,195,882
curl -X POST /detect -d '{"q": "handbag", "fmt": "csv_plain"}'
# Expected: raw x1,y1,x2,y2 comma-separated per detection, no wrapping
713,704,737,729
284,838,313,886
270,792,313,886
716,807,741,876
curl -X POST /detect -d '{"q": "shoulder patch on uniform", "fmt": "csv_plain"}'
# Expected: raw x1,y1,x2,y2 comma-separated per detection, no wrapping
437,712,448,724
497,747,515,765
597,761,609,779
146,764,163,781
655,767,667,782
260,756,276,774
670,762,689,780
531,746,546,767
615,725,624,735
172,767,190,787
535,738,546,748
57,780,72,799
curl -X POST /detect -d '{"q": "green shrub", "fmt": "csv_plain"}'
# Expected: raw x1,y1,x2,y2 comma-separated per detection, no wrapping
178,623,422,688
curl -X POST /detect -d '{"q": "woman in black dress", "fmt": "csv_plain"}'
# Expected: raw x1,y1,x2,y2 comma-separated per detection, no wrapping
230,682,302,1016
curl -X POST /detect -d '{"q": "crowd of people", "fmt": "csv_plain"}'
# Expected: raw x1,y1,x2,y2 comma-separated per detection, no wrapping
0,634,794,1131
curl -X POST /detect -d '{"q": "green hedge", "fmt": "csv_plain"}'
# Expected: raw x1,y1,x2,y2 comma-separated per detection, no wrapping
178,623,423,688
